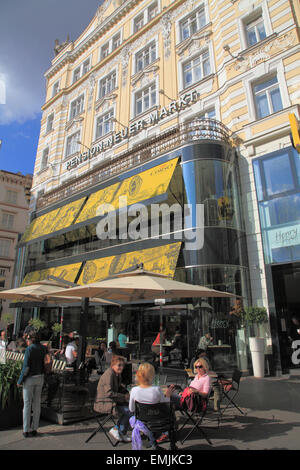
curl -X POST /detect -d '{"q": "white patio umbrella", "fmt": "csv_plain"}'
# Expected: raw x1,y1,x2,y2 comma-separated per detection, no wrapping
49,265,238,368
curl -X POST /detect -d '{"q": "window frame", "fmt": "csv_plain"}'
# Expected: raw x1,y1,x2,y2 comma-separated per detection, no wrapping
239,2,272,52
134,40,157,74
179,6,206,42
5,190,18,205
182,49,211,89
132,1,160,34
98,70,117,99
46,113,54,133
65,130,81,158
52,80,60,98
1,212,14,230
0,238,12,257
252,74,283,120
69,94,85,120
40,148,49,171
134,82,157,117
95,109,115,140
72,56,91,84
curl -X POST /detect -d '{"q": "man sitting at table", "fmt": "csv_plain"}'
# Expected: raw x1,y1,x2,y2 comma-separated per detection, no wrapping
94,355,132,442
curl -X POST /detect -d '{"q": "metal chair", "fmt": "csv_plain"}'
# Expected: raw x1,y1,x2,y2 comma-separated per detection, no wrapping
85,382,119,447
135,401,178,451
217,369,244,416
178,391,213,445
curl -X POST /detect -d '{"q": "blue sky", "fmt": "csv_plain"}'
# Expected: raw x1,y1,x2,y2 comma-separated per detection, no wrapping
0,0,102,175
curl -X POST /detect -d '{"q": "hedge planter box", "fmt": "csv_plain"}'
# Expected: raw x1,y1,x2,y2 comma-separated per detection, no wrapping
0,397,23,430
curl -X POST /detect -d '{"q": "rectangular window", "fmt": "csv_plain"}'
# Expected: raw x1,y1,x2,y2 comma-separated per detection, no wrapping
70,95,84,119
65,131,80,157
180,7,206,41
183,51,210,88
263,153,295,197
46,113,54,133
1,213,14,229
82,58,90,75
134,13,144,33
41,148,49,170
6,190,18,204
135,42,156,73
245,14,266,47
135,83,156,116
95,110,114,139
112,33,121,51
52,81,60,98
99,71,116,98
0,239,11,257
253,75,283,119
148,2,158,20
73,67,81,84
100,42,110,60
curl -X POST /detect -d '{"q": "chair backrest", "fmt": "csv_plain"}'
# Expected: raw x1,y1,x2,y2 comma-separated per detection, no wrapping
135,401,175,433
232,369,242,387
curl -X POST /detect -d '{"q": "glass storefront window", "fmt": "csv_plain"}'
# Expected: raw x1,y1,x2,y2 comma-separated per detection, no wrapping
262,153,294,196
253,147,300,264
182,159,243,230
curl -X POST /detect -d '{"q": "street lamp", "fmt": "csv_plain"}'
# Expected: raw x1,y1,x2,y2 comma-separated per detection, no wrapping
159,89,175,102
110,117,127,128
76,140,90,152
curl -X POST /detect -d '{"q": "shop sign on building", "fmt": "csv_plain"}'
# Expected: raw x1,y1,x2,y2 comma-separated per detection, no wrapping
66,90,198,171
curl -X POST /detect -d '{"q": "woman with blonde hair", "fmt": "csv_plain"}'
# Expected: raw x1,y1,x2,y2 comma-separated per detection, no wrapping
129,362,172,449
168,356,211,409
129,362,172,413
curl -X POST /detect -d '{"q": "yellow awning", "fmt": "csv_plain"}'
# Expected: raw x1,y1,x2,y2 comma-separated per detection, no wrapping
78,242,181,285
21,197,86,243
76,158,179,224
21,262,82,286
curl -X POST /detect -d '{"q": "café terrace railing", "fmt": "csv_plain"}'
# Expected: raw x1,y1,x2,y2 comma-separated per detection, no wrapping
36,118,233,210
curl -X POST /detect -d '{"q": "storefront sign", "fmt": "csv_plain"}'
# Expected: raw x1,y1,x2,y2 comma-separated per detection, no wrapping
66,90,198,171
266,223,300,249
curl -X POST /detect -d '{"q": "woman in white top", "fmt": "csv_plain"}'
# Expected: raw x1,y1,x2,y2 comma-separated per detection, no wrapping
129,362,172,413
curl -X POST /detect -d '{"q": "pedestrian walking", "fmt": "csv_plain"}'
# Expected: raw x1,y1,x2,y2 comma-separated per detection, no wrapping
17,331,51,438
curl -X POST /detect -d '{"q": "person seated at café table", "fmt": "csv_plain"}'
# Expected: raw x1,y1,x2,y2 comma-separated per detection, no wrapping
129,362,173,449
54,335,70,361
168,357,212,410
95,341,108,373
94,354,132,442
118,329,127,349
151,326,167,362
65,335,79,367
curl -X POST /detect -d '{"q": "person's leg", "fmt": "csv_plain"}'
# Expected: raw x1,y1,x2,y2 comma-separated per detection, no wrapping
170,393,182,410
23,377,34,433
116,405,132,435
31,376,44,432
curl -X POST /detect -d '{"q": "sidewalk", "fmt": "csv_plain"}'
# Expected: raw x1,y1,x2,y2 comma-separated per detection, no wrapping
1,370,300,451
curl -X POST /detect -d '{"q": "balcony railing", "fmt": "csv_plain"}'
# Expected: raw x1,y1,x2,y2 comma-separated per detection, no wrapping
36,118,232,211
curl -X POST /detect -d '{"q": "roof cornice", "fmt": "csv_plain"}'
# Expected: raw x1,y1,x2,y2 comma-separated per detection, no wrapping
44,0,142,80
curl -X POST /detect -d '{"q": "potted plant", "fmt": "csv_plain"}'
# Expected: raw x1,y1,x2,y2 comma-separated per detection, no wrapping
242,306,268,378
0,360,23,430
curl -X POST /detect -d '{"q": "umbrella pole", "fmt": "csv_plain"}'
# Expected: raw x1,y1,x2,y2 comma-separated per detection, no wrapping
78,297,89,381
159,304,163,370
59,306,64,349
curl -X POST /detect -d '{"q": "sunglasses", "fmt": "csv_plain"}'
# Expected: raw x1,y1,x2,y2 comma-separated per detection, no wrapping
195,365,203,369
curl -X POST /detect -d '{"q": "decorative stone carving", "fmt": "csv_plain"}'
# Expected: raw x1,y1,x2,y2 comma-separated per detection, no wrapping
131,64,159,88
87,72,97,112
95,93,118,112
177,30,212,57
161,13,172,59
65,116,84,132
121,45,131,87
96,0,112,25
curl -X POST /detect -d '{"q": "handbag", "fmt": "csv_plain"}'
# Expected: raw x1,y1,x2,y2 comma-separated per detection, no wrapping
180,387,206,412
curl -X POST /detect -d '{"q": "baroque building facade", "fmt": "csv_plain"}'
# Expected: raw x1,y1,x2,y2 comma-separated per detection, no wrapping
16,0,300,374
